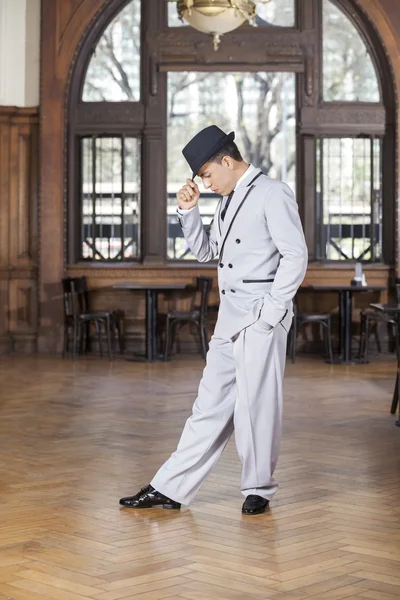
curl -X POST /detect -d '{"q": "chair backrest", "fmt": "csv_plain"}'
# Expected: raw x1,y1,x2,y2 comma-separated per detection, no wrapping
76,276,90,313
62,276,90,319
395,283,400,304
62,277,82,319
197,276,213,320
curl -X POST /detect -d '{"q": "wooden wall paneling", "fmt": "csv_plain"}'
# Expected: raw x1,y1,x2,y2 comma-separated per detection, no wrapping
0,108,39,354
0,120,10,267
9,123,35,265
8,278,38,353
0,115,12,352
0,279,10,353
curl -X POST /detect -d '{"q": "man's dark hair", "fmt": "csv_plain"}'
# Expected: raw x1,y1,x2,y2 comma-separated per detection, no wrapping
208,141,243,164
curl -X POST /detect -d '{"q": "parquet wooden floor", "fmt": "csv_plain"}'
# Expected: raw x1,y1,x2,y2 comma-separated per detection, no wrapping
0,354,399,600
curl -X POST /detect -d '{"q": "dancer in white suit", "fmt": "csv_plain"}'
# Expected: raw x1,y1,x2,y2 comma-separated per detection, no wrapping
120,125,308,514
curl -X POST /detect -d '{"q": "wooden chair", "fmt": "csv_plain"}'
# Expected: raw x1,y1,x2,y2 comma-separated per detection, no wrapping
62,277,124,359
289,301,334,363
163,276,213,361
358,283,400,361
78,276,124,355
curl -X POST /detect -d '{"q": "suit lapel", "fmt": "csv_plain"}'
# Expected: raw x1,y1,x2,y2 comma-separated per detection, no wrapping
218,183,257,264
221,168,262,228
219,168,263,259
221,187,247,233
217,198,223,237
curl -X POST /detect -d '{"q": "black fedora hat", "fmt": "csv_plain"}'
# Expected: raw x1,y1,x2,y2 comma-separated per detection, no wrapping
182,125,235,180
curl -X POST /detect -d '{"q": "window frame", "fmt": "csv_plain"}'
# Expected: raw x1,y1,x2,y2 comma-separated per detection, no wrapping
78,134,142,262
315,134,383,262
321,0,382,104
67,0,395,267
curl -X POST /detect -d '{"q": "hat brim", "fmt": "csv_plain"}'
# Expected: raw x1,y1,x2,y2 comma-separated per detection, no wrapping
192,131,235,179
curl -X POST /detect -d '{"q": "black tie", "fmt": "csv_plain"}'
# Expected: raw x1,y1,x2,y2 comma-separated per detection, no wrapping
221,190,234,221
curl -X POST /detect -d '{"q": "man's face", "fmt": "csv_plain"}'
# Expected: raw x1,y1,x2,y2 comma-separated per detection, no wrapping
197,158,235,197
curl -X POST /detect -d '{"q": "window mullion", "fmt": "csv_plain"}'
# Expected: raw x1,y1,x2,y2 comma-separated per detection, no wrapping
121,134,125,261
92,135,96,261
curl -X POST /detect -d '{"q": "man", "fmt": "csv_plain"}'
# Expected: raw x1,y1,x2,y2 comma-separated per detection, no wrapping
120,125,308,515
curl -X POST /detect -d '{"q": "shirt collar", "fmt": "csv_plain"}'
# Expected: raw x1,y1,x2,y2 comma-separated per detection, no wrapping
234,163,256,190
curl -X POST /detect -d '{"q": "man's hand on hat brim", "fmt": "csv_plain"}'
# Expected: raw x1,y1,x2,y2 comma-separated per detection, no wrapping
177,179,200,210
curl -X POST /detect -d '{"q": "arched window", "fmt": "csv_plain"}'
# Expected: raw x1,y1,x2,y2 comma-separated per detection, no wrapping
323,0,380,102
68,0,394,265
317,0,385,261
83,0,141,102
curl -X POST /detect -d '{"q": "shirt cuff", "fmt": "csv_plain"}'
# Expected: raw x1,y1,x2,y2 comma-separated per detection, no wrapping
177,206,195,215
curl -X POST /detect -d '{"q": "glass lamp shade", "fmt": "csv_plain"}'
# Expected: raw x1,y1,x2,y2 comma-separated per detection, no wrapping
175,1,257,48
182,6,249,35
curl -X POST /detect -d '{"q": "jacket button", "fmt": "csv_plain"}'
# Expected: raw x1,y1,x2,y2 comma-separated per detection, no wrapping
221,289,226,295
231,289,236,293
236,239,241,244
228,263,233,268
219,263,224,268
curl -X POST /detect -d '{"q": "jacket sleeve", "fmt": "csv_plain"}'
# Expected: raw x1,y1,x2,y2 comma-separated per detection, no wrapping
260,182,308,327
177,203,220,262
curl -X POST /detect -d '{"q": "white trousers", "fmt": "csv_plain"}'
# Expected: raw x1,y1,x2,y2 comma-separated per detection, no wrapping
151,319,288,506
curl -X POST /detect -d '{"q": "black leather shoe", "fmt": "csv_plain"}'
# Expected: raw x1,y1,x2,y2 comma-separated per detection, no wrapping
119,485,181,509
242,495,269,515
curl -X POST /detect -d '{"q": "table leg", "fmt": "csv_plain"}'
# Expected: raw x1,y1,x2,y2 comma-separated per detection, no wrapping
394,374,400,426
391,373,398,413
393,319,400,425
339,290,353,363
145,289,158,361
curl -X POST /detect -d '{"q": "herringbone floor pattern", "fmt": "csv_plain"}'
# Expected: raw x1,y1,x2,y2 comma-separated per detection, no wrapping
0,354,399,600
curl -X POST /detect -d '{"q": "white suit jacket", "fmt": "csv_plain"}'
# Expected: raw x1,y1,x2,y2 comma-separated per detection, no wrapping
177,168,308,339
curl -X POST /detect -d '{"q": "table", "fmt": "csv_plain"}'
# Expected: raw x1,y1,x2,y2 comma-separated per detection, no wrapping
307,285,386,364
370,303,400,427
113,282,188,361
